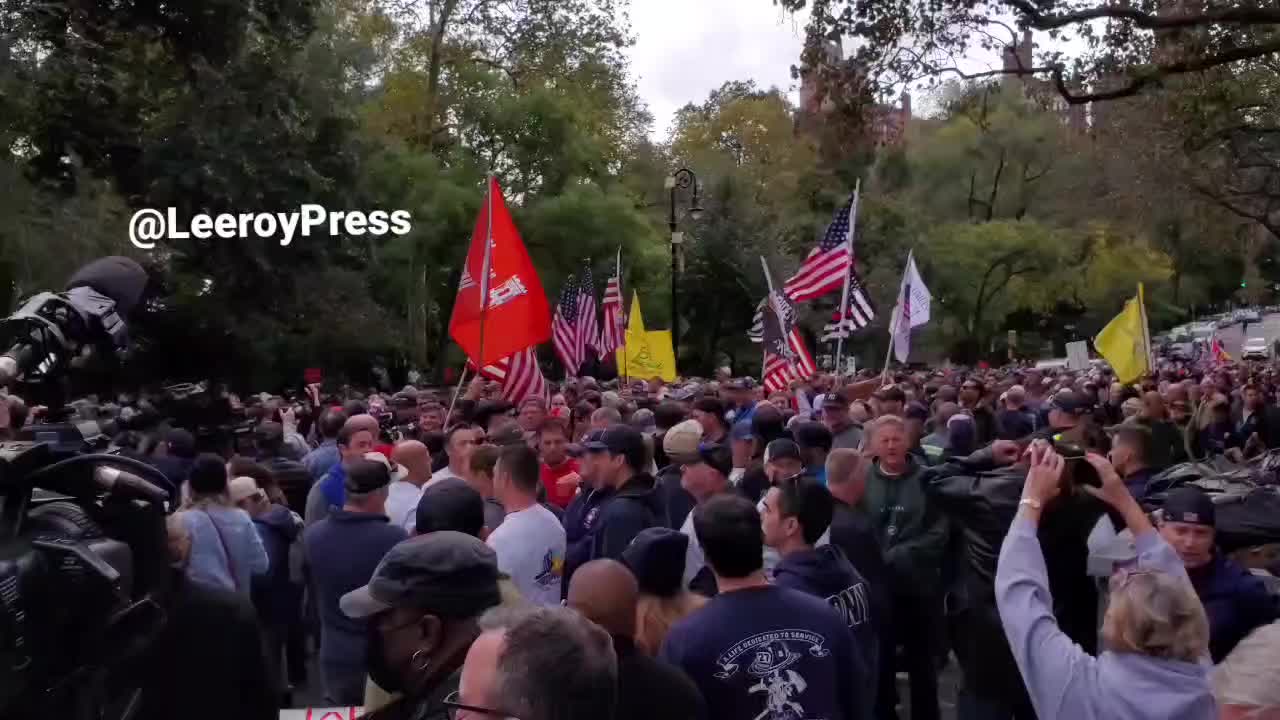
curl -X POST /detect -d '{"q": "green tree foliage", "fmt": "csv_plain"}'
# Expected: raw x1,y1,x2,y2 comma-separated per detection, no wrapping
2,0,1275,387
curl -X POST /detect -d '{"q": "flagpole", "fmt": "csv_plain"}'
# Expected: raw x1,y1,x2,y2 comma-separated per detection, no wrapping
618,247,628,386
1138,283,1153,375
760,256,776,387
882,249,910,385
833,178,860,384
477,174,494,366
444,364,469,428
880,312,896,386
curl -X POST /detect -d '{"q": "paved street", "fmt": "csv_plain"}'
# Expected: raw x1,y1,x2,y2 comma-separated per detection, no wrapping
1207,312,1280,357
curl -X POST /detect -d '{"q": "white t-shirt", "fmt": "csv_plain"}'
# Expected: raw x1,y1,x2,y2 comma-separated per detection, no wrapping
426,466,464,489
486,503,566,607
385,480,424,532
679,511,706,586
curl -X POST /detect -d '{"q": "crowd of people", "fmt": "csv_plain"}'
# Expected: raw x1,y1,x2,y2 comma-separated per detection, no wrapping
13,358,1280,720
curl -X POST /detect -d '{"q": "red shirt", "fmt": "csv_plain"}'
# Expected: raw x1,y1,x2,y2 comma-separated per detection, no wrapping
540,458,580,509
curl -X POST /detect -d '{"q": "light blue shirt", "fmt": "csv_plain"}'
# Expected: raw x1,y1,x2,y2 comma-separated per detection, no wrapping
183,504,269,597
302,440,341,482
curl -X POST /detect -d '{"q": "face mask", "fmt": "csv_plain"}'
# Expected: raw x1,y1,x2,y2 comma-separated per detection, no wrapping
366,624,407,694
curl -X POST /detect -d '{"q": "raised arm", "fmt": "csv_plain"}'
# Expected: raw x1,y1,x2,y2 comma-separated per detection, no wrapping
994,443,1098,720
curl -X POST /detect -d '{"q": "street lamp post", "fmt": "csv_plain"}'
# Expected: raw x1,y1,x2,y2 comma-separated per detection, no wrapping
665,167,703,368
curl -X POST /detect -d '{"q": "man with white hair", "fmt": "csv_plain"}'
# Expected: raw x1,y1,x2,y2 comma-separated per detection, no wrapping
231,475,304,704
1213,622,1280,720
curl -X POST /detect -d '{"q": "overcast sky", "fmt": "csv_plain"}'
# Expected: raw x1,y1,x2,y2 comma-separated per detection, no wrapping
625,0,1016,140
626,1,810,140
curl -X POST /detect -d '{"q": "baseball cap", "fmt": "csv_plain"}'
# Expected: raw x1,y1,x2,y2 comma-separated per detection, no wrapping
584,425,645,458
165,428,196,458
822,394,848,409
228,476,264,505
1162,487,1215,527
1105,417,1152,437
340,532,502,619
662,420,703,464
622,527,689,597
764,438,802,464
1050,390,1091,416
792,421,833,452
343,458,392,494
414,478,485,537
364,451,408,483
692,443,734,477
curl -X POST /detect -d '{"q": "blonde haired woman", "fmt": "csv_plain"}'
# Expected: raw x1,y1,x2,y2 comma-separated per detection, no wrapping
996,442,1215,720
621,527,707,655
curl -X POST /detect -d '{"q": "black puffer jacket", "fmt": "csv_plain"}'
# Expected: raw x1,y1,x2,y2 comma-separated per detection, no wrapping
924,449,1106,702
589,473,663,561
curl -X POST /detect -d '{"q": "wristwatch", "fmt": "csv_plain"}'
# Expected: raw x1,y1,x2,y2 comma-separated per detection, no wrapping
1018,498,1042,510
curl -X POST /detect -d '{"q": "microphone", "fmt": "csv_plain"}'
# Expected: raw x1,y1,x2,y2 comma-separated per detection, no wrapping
64,256,149,315
0,256,148,388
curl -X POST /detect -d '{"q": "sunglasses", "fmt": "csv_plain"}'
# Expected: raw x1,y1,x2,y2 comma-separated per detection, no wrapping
1109,568,1156,592
442,690,519,719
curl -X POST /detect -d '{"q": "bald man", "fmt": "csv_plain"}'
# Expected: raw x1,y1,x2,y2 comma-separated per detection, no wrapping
385,440,430,531
567,560,706,720
305,414,379,526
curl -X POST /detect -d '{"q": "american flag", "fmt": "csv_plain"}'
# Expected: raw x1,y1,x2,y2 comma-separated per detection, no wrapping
471,347,548,405
763,329,817,393
578,263,600,363
822,265,876,341
597,252,625,355
782,191,857,302
552,274,583,374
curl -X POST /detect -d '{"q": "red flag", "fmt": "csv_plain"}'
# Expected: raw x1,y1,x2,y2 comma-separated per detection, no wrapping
449,176,552,367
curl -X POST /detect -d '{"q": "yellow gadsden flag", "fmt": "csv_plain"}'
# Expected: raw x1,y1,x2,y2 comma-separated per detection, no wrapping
616,292,677,382
1094,283,1152,384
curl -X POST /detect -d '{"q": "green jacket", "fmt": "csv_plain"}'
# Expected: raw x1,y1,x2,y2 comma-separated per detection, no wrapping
857,457,949,598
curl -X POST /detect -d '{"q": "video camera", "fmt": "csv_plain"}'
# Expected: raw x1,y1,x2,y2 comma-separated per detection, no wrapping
0,257,174,720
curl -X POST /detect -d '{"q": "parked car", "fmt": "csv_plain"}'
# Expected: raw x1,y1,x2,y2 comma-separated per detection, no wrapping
1243,337,1270,361
1241,308,1262,323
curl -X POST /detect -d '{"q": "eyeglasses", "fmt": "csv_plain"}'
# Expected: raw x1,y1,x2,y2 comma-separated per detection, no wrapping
442,690,519,720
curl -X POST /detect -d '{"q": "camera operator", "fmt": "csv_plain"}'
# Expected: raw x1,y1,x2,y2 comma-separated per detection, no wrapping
135,514,276,720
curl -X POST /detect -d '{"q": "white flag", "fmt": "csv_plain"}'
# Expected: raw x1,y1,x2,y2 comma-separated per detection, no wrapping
891,250,931,363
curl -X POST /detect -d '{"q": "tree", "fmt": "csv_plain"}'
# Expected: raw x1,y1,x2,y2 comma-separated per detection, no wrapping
776,0,1280,106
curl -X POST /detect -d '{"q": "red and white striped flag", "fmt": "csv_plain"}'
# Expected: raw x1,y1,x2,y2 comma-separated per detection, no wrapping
472,347,548,405
552,274,584,374
577,263,600,363
552,262,601,375
597,249,625,355
782,191,856,302
763,329,817,393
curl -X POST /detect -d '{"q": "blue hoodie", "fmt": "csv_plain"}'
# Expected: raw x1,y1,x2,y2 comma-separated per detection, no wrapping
250,504,303,627
773,544,878,702
996,519,1215,720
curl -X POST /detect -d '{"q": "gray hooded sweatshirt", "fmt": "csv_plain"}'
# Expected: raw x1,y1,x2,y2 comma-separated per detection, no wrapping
995,517,1216,720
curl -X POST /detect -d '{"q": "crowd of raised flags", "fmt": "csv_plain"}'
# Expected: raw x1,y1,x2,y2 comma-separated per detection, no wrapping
447,174,945,404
